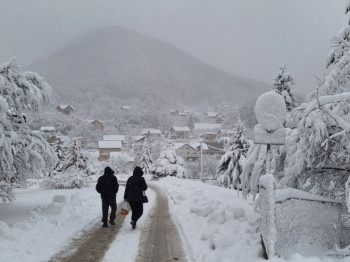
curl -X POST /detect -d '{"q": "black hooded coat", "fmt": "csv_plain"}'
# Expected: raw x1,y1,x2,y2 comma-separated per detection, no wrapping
96,167,119,198
124,166,148,202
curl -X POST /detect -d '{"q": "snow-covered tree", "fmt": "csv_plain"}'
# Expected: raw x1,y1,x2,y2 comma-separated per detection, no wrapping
272,65,297,111
279,3,350,202
0,60,57,201
63,137,91,173
151,141,187,178
186,155,219,180
216,121,249,189
51,138,66,174
140,139,153,175
43,137,93,189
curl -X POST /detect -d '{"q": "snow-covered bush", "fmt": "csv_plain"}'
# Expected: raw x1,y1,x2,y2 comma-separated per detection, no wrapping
186,155,219,180
151,141,187,178
41,169,90,189
216,121,249,189
108,152,132,174
0,60,57,201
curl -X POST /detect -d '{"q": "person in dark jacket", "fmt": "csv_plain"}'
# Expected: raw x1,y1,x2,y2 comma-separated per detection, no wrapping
124,166,148,229
96,166,119,227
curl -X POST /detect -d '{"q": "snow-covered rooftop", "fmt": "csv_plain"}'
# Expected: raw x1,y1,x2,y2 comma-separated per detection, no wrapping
206,111,218,117
98,140,122,149
141,128,161,135
103,135,126,141
58,105,76,110
171,126,191,132
132,136,145,142
40,126,55,132
194,123,222,130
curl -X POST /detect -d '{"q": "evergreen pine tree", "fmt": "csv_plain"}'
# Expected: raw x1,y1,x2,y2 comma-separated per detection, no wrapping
272,65,297,111
140,139,153,175
151,141,187,179
52,138,65,173
63,137,90,174
216,121,249,189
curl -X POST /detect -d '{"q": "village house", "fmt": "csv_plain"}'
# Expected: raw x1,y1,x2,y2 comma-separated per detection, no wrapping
200,132,218,141
40,126,56,134
121,105,131,111
206,111,218,120
215,117,224,124
56,105,75,115
141,128,162,139
89,120,104,131
217,129,235,138
98,140,122,161
103,135,126,147
174,142,209,161
46,136,59,145
170,126,191,140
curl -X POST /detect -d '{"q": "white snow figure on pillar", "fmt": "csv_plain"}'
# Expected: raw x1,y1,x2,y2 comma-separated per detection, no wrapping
151,141,187,179
0,60,57,202
216,120,249,189
241,92,286,199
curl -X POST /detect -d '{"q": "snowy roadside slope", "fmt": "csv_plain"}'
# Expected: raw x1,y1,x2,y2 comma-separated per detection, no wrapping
157,178,349,262
156,177,263,262
0,184,125,262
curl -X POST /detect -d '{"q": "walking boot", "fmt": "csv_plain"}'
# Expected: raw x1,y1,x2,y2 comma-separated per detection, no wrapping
109,221,115,226
102,222,108,228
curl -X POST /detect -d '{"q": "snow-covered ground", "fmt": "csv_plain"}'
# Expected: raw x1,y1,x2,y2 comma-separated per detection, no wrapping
1,175,349,262
103,188,156,262
0,178,123,262
156,177,349,262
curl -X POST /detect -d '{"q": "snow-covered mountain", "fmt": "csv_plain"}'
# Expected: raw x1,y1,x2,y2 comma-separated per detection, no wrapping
30,26,269,113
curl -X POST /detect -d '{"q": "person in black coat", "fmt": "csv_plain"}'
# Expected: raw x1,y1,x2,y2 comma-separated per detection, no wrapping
96,166,119,227
124,166,148,229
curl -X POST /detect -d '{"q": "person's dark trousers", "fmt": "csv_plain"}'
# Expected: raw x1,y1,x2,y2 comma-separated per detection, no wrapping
128,201,143,223
101,197,117,223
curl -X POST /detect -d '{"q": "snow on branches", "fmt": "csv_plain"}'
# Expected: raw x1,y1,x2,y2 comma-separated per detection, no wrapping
151,141,187,179
0,60,56,201
216,121,249,189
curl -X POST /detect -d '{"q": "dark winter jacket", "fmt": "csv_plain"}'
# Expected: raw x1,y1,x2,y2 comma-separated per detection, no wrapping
124,166,148,202
96,166,119,198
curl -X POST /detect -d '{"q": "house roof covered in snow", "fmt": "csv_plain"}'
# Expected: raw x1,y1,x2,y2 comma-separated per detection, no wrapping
141,128,161,135
174,142,209,151
171,126,191,132
98,140,122,149
103,135,126,141
40,126,55,132
57,105,76,110
132,136,146,142
194,123,222,130
206,111,218,117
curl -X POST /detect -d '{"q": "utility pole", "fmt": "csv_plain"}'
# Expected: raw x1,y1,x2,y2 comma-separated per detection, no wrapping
200,140,203,181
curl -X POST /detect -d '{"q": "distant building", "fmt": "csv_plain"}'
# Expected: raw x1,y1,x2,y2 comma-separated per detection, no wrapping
46,136,59,145
57,105,75,115
215,117,224,124
141,128,162,138
103,135,126,147
121,105,131,111
170,126,191,139
89,120,104,131
40,126,56,133
98,140,122,161
206,111,218,119
174,142,210,161
200,132,217,141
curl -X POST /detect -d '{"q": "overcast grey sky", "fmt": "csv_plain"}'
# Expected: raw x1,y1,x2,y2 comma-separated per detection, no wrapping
0,0,348,94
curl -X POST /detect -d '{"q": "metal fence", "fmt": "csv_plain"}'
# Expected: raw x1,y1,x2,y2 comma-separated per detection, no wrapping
258,183,348,258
